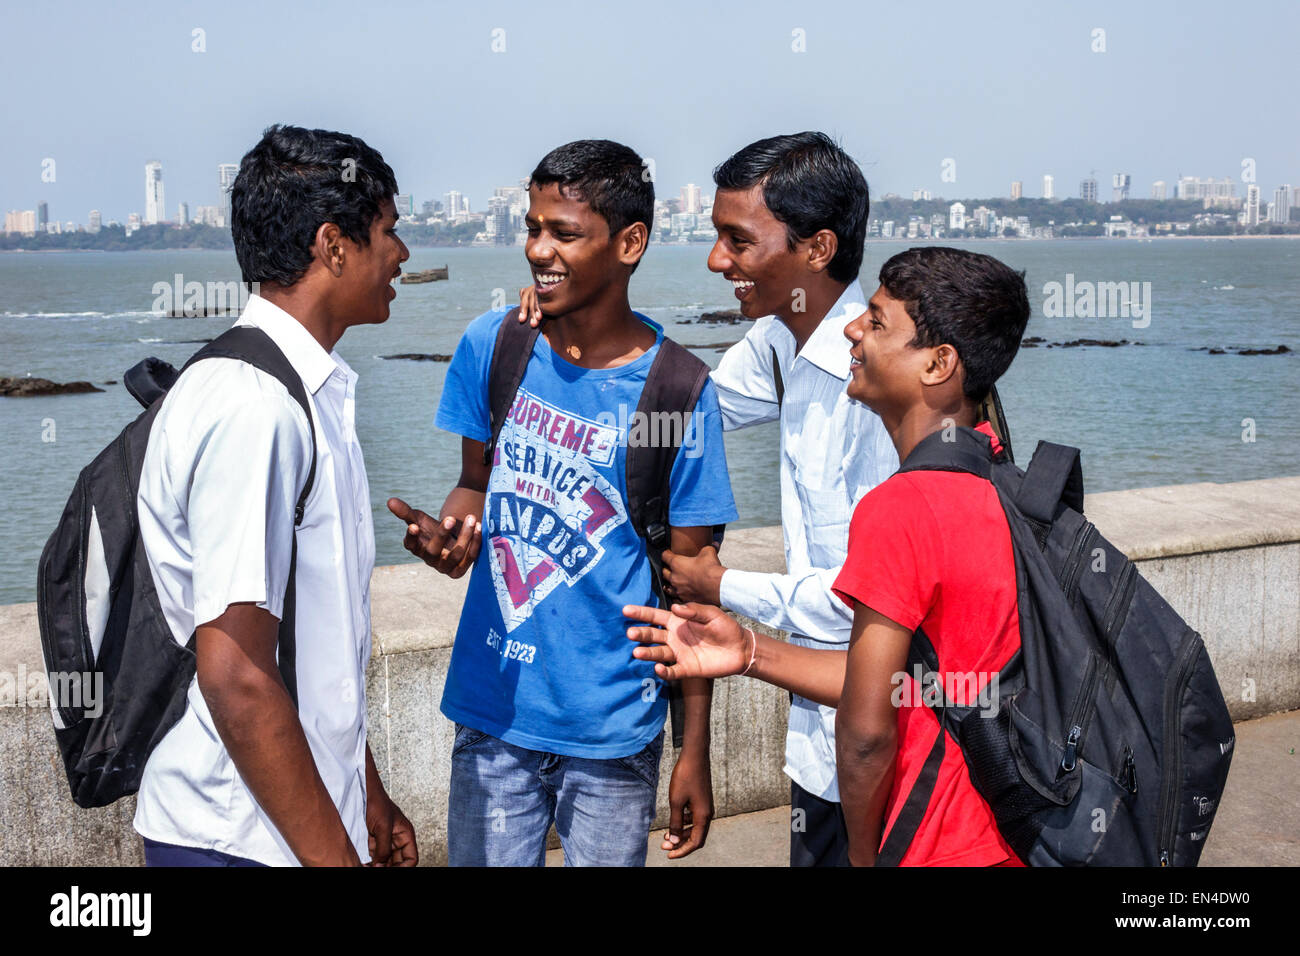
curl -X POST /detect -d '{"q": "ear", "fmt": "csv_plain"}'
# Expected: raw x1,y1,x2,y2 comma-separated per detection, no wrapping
921,343,962,388
617,221,648,268
806,228,838,273
314,221,345,277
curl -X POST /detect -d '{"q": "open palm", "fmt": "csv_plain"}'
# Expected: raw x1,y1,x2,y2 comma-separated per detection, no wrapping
623,602,750,680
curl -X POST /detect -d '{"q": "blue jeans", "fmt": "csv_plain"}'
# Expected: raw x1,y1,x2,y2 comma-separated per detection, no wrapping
448,724,663,867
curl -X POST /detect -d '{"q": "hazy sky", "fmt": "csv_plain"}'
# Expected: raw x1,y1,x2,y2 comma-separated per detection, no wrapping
5,0,1298,223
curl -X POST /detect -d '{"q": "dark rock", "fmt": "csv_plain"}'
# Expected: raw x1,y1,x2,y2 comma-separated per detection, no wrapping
1236,345,1291,356
1208,348,1226,355
380,353,452,362
0,377,105,396
696,310,749,325
1057,338,1128,348
1022,336,1047,344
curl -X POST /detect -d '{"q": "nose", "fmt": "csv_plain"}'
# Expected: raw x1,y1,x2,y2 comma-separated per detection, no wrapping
844,310,867,343
706,239,729,274
526,233,554,267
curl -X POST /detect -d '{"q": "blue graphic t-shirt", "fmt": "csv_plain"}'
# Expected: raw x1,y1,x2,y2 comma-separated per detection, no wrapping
436,309,739,758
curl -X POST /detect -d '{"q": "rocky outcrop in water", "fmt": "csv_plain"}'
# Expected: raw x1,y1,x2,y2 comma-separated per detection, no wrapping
0,377,105,396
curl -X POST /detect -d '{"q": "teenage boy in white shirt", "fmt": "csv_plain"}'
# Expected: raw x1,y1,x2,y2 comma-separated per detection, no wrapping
134,124,417,867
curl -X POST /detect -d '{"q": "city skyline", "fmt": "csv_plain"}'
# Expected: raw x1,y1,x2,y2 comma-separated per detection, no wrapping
3,0,1297,226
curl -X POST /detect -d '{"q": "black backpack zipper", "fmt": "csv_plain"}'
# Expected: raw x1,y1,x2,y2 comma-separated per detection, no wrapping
1060,653,1100,773
1058,521,1096,605
1158,634,1202,865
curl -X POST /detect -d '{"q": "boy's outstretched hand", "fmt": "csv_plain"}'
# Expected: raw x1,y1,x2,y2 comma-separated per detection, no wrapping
623,603,751,680
516,284,543,327
387,497,481,577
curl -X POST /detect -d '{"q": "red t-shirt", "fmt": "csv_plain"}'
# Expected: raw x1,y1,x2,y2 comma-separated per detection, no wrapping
832,423,1024,866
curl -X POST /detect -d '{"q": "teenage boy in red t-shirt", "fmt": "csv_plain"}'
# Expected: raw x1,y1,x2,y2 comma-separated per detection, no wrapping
622,246,1031,866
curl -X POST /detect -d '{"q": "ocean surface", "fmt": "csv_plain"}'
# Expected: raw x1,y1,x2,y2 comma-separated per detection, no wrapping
2,239,1297,605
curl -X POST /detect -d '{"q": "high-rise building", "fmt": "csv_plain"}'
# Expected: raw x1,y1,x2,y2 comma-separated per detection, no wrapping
126,212,142,237
88,209,101,233
394,194,414,216
948,201,966,231
1042,175,1054,200
1151,180,1167,200
1272,185,1292,224
37,201,49,229
911,187,932,201
178,202,189,226
1080,177,1099,203
445,191,463,222
1175,176,1235,204
218,163,238,227
1010,181,1023,200
681,183,701,215
145,161,165,225
5,210,36,234
1244,185,1261,226
421,199,438,219
1111,173,1131,202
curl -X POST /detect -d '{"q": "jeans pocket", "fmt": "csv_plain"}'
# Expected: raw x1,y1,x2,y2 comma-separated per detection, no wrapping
452,722,490,756
615,733,664,790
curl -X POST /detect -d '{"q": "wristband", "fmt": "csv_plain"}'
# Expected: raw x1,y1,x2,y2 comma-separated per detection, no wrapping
741,627,758,677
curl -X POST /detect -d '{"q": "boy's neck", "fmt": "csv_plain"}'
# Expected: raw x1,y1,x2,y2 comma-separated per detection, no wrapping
542,292,655,369
774,276,848,353
887,401,978,464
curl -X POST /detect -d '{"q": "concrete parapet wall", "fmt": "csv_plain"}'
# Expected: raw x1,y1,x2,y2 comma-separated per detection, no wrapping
1,477,1296,865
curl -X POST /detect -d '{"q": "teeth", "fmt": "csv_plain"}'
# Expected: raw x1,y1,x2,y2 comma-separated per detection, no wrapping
537,273,564,286
732,280,754,291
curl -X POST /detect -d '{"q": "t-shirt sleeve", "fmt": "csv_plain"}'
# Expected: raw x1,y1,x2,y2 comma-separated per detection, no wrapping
832,474,941,632
434,311,503,442
186,392,312,628
667,379,740,528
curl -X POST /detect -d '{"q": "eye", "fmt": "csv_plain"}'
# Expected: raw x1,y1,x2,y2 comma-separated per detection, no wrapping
869,317,882,329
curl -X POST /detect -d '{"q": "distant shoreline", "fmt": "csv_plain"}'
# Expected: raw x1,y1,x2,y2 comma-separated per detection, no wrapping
3,233,1299,254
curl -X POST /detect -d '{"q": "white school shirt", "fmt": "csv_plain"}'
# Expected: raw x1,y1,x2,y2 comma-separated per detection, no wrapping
711,280,899,802
133,294,375,866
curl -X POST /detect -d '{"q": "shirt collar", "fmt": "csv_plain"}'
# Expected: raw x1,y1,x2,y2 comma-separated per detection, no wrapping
794,279,867,381
235,294,343,394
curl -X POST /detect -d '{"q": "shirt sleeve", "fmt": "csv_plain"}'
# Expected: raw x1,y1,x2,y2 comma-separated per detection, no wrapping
185,390,313,628
434,310,502,442
667,379,740,528
720,563,855,639
831,475,941,632
709,318,780,431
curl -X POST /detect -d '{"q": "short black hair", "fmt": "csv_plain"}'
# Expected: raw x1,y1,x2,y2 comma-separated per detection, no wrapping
879,247,1030,400
528,140,654,237
232,124,398,288
712,131,869,283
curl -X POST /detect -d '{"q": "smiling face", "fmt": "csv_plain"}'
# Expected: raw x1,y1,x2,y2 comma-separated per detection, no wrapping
708,185,809,320
336,197,408,325
844,284,937,416
525,181,639,316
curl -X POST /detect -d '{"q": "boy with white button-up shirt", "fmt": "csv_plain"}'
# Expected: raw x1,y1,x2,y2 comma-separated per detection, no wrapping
133,125,416,867
659,133,898,866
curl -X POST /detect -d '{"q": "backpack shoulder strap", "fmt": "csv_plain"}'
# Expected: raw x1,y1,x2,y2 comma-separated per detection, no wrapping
625,337,711,549
182,325,319,708
895,425,994,480
484,308,531,466
1015,441,1084,522
627,335,711,751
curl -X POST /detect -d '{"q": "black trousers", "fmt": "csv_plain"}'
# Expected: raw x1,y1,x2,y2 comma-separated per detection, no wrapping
789,780,851,867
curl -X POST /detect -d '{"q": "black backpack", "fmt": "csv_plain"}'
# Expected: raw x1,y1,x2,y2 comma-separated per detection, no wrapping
36,327,316,809
485,310,715,747
874,426,1234,867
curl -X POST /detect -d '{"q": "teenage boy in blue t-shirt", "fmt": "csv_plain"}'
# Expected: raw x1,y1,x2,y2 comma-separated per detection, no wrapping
387,140,738,866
